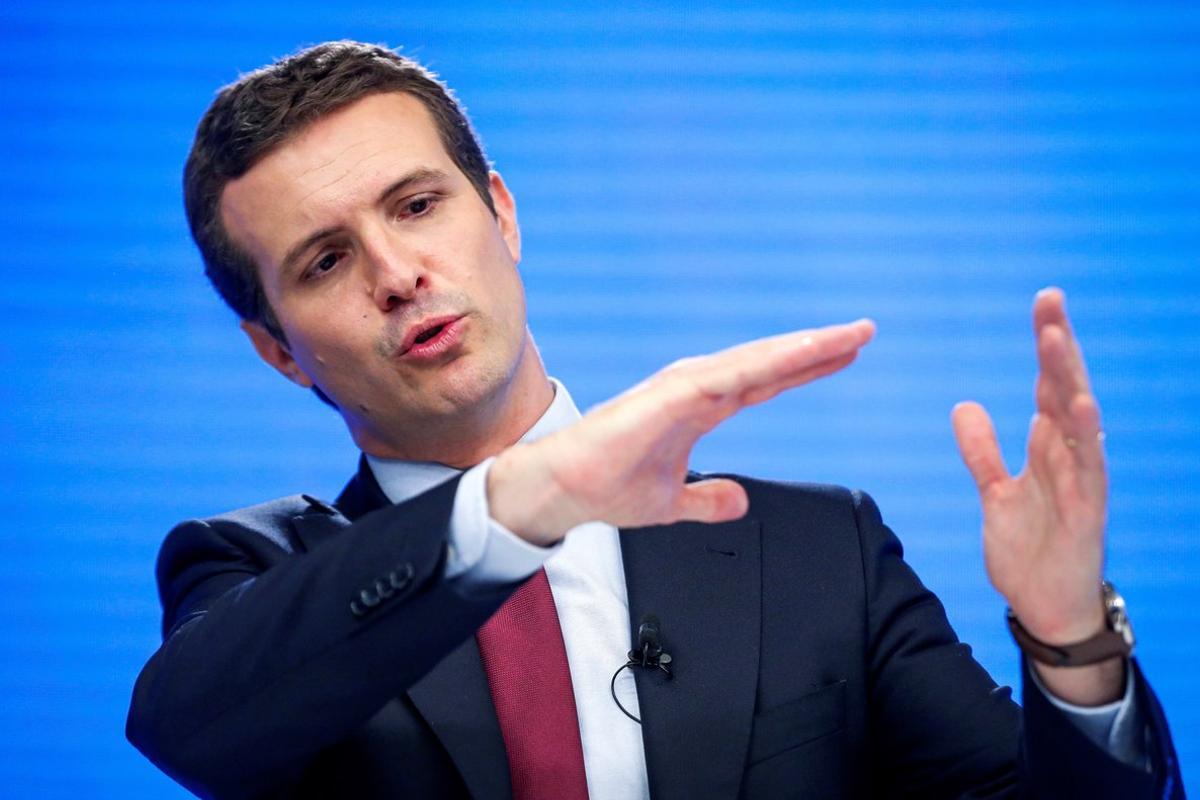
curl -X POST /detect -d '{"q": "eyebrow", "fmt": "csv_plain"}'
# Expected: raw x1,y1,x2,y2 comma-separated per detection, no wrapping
278,167,453,278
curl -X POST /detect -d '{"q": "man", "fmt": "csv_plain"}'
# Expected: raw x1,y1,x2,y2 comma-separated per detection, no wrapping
127,41,1182,798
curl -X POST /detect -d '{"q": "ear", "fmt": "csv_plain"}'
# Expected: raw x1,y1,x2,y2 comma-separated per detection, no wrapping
488,171,521,264
240,319,314,389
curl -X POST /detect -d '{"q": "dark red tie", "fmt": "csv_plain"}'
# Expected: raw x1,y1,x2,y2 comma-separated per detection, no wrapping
476,567,590,800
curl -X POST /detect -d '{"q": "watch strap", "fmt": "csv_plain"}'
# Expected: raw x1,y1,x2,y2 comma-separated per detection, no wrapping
1006,581,1135,668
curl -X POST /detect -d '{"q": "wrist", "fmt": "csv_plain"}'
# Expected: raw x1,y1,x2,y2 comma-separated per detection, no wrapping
1008,581,1134,705
1020,605,1107,647
1007,581,1135,668
1016,591,1128,707
486,444,587,547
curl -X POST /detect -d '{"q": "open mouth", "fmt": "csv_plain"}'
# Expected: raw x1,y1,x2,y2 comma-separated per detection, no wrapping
399,315,465,359
413,323,445,345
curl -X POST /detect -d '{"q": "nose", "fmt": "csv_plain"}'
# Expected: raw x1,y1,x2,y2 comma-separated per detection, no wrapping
362,227,426,312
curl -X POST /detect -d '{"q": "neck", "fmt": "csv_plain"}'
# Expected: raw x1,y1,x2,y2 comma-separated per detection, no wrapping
352,331,555,469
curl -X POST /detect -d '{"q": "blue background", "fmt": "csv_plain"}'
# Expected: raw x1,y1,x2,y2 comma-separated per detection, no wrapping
1,2,1196,796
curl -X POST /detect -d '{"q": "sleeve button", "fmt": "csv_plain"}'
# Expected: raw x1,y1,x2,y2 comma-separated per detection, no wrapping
390,564,414,590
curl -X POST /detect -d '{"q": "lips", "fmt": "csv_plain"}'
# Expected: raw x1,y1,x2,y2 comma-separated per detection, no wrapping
413,324,443,345
397,315,463,357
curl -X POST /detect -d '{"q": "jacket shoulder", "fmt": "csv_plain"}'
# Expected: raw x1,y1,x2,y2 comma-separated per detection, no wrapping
695,471,868,523
158,495,322,588
153,495,324,637
158,495,319,558
195,495,317,540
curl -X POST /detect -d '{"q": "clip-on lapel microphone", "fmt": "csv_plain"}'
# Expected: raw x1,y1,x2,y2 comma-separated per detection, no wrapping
610,614,673,724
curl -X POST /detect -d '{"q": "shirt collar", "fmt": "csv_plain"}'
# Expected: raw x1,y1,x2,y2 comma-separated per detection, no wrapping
366,377,580,505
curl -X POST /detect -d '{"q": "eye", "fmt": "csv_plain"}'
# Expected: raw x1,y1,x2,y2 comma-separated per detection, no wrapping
303,251,342,282
400,194,439,219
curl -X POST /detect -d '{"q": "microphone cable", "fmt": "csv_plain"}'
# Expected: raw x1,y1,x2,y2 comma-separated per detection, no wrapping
610,614,672,724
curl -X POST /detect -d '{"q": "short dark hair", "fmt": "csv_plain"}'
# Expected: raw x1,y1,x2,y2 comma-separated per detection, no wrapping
183,40,495,342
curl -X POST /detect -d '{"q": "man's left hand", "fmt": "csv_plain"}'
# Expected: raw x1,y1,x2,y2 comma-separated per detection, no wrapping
952,288,1124,705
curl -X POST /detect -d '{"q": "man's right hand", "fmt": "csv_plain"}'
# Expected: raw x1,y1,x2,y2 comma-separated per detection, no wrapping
486,320,876,545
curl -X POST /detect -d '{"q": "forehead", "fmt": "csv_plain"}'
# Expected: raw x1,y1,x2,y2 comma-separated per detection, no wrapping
219,92,453,270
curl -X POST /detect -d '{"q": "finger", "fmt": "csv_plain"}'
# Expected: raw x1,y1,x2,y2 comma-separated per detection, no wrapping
1032,286,1067,332
1031,290,1106,498
1028,405,1106,515
1026,410,1062,486
1036,322,1106,442
611,319,874,440
1034,373,1058,421
675,478,750,524
951,401,1011,495
693,319,876,400
1067,392,1108,504
681,348,863,436
1035,323,1079,420
1029,411,1090,525
737,350,860,407
1033,288,1093,396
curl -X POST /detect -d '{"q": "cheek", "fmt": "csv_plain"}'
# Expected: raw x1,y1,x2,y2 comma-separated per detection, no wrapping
286,314,373,374
471,234,523,296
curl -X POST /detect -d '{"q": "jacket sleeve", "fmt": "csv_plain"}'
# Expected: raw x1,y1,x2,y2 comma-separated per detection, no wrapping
1020,655,1183,798
852,489,1183,799
126,475,515,798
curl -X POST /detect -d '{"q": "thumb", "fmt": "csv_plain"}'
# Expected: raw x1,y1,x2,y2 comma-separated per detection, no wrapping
675,478,750,524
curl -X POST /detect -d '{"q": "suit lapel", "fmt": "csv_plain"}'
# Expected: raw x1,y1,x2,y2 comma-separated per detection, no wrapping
297,459,511,799
408,638,513,800
620,514,762,800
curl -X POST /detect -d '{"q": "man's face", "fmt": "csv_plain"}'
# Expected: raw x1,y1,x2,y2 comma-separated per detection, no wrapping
220,92,532,455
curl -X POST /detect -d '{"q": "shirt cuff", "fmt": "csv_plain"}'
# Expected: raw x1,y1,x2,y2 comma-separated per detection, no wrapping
445,456,559,587
1028,658,1146,768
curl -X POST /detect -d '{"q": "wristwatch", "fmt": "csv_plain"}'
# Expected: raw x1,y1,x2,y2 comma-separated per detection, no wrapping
1006,581,1135,667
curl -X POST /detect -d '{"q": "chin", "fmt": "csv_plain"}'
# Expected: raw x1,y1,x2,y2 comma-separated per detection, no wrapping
434,356,517,413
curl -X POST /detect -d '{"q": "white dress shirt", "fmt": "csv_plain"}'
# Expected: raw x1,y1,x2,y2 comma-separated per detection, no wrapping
368,379,650,800
367,378,1141,799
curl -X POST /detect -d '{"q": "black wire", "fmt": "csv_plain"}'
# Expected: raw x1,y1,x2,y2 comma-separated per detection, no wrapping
610,650,673,724
610,662,641,724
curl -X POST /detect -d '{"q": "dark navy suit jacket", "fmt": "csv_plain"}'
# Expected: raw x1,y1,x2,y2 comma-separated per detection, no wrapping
127,461,1183,798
